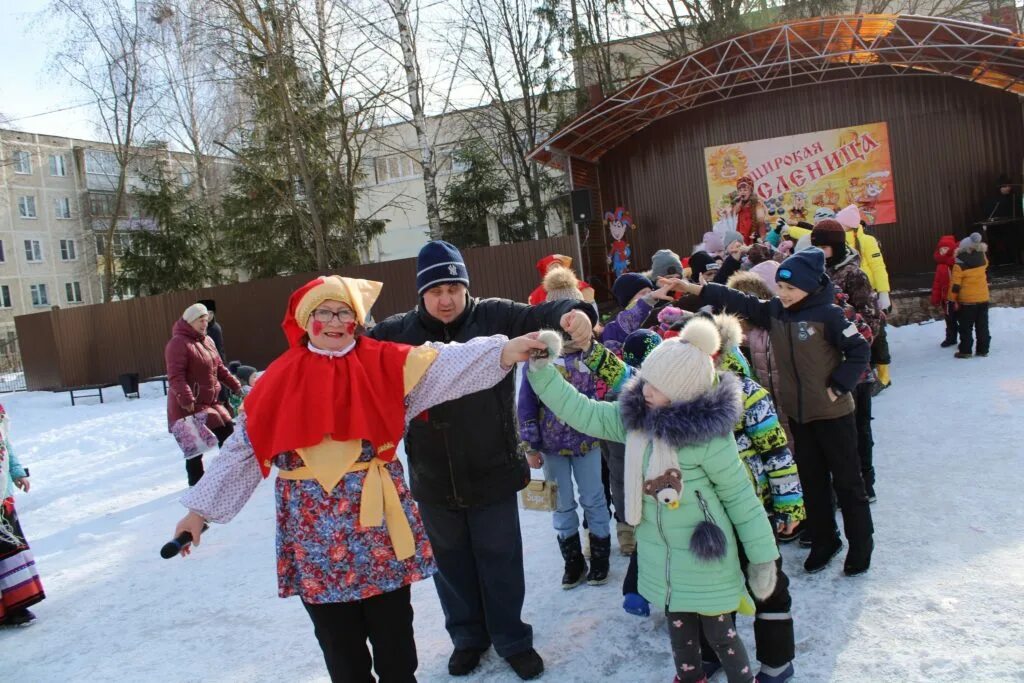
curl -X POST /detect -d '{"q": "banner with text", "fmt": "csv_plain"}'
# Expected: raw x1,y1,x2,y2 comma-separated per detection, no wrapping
704,122,896,226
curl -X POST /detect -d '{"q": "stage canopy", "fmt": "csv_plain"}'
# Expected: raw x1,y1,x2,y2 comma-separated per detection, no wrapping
530,15,1024,167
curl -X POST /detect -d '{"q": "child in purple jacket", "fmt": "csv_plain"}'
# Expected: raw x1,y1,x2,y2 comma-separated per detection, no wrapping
519,268,611,589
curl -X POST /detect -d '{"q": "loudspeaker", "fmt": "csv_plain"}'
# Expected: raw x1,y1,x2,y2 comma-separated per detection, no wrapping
570,189,592,224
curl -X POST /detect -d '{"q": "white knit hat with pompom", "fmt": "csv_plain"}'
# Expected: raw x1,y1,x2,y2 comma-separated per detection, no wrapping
639,317,721,403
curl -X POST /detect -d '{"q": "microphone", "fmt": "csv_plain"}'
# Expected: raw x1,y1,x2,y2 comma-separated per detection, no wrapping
160,524,209,559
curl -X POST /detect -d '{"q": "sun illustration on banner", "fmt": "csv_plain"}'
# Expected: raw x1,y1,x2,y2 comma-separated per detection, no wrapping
708,147,748,185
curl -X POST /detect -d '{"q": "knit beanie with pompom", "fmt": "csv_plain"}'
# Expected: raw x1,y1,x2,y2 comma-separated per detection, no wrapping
543,267,584,302
639,317,720,403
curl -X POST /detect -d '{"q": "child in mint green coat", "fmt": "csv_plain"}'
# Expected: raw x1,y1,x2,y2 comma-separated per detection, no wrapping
527,319,779,683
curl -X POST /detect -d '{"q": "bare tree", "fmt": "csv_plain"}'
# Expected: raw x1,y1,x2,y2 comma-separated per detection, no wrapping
146,0,240,205
456,0,570,239
51,0,154,301
212,0,394,271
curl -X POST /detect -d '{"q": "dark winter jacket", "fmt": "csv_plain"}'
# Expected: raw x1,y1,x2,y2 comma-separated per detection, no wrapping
165,319,241,431
827,249,883,339
206,320,226,361
368,293,597,508
700,282,870,424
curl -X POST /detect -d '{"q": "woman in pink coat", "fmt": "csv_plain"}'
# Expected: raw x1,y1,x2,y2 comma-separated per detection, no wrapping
165,302,242,486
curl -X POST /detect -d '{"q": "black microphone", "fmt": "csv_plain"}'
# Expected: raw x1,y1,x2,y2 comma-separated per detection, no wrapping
160,524,209,559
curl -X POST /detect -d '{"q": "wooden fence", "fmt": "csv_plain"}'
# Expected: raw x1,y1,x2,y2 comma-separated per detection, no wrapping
17,236,576,391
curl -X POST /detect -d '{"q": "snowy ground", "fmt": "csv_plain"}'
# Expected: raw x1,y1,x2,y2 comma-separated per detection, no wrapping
3,309,1024,682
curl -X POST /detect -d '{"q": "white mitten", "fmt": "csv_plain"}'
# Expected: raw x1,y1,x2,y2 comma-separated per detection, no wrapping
528,330,563,371
877,291,891,312
746,560,778,600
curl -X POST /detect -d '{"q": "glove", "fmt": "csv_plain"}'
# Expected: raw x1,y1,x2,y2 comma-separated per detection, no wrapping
746,560,778,600
528,330,563,371
877,291,891,312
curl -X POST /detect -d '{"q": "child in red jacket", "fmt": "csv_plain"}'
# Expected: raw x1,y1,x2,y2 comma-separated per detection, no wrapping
932,235,958,348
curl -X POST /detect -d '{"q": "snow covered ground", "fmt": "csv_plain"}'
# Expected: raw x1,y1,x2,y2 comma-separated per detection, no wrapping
3,309,1024,682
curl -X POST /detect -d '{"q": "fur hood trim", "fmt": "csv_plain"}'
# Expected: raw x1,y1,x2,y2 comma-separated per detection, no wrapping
619,373,743,448
711,313,743,356
725,270,774,300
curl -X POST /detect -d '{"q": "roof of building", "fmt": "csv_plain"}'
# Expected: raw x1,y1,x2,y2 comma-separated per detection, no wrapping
530,14,1024,167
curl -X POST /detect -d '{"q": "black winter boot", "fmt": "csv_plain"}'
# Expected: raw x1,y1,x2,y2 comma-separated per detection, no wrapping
844,538,874,577
557,533,587,589
804,535,843,574
587,534,611,585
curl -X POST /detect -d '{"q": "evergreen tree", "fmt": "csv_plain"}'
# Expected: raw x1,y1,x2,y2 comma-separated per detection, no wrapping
117,168,226,296
440,142,513,248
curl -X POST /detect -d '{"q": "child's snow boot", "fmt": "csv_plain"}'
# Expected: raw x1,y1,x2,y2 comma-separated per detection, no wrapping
557,533,587,589
622,592,650,617
756,662,795,682
843,538,874,577
587,534,611,585
804,535,843,573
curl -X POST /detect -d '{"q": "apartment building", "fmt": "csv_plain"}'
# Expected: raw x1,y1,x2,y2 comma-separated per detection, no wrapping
0,129,222,349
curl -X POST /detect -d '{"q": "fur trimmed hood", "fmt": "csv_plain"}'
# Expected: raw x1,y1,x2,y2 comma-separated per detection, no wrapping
619,372,743,449
711,313,743,356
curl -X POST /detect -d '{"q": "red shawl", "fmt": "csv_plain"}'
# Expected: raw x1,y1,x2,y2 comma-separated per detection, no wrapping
244,337,412,477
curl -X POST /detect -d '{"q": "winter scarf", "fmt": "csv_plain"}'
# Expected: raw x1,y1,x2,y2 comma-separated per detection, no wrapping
617,373,742,527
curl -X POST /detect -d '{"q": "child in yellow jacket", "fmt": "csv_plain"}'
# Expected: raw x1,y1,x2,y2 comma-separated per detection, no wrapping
949,232,990,358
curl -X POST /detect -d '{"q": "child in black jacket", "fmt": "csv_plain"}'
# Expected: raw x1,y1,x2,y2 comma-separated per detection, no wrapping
663,248,874,576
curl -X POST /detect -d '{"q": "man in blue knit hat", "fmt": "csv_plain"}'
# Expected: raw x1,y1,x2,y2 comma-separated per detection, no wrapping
369,240,597,680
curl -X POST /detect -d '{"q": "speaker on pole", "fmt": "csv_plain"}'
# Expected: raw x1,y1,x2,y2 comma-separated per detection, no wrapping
570,189,592,225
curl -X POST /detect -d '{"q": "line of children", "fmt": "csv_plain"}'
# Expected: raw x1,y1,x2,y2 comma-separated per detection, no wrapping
664,248,875,577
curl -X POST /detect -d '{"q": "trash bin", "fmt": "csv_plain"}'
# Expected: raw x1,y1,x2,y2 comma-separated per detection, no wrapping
119,373,140,399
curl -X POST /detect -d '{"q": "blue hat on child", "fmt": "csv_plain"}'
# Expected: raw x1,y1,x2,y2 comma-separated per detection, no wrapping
776,247,828,293
417,241,470,295
612,273,654,308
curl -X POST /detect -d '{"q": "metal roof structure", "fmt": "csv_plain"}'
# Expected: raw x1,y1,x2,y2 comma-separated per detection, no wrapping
529,14,1024,167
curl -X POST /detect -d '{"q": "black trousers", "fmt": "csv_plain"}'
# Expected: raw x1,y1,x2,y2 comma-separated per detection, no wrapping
870,322,891,366
789,415,873,553
943,302,959,345
853,382,875,491
303,585,416,683
418,495,533,658
184,422,235,486
600,440,627,524
957,303,991,355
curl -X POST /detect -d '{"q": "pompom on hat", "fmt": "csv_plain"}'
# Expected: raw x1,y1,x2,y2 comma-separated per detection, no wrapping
543,267,584,302
639,317,721,403
182,303,209,324
958,232,985,253
282,275,383,347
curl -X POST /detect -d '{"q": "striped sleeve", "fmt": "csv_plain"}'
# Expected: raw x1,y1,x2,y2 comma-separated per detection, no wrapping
740,378,806,524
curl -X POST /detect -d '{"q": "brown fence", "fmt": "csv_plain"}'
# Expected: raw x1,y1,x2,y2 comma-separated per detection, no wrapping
17,236,576,391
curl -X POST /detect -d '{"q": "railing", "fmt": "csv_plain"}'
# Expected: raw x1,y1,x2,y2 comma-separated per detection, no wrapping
0,337,26,393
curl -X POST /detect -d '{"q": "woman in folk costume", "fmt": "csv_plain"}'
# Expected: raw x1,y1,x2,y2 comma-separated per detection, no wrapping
0,405,45,627
171,275,546,682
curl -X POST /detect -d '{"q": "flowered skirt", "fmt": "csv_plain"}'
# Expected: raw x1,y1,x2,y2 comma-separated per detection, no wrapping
0,498,45,620
274,451,436,604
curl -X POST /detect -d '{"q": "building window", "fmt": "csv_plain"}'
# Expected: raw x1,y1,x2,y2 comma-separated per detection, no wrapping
60,239,77,261
49,154,67,177
30,284,48,307
0,240,6,263
12,151,31,174
87,193,127,218
24,240,43,262
374,155,419,183
85,149,119,176
18,196,37,219
65,281,83,303
55,197,72,219
0,286,10,308
180,169,193,187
